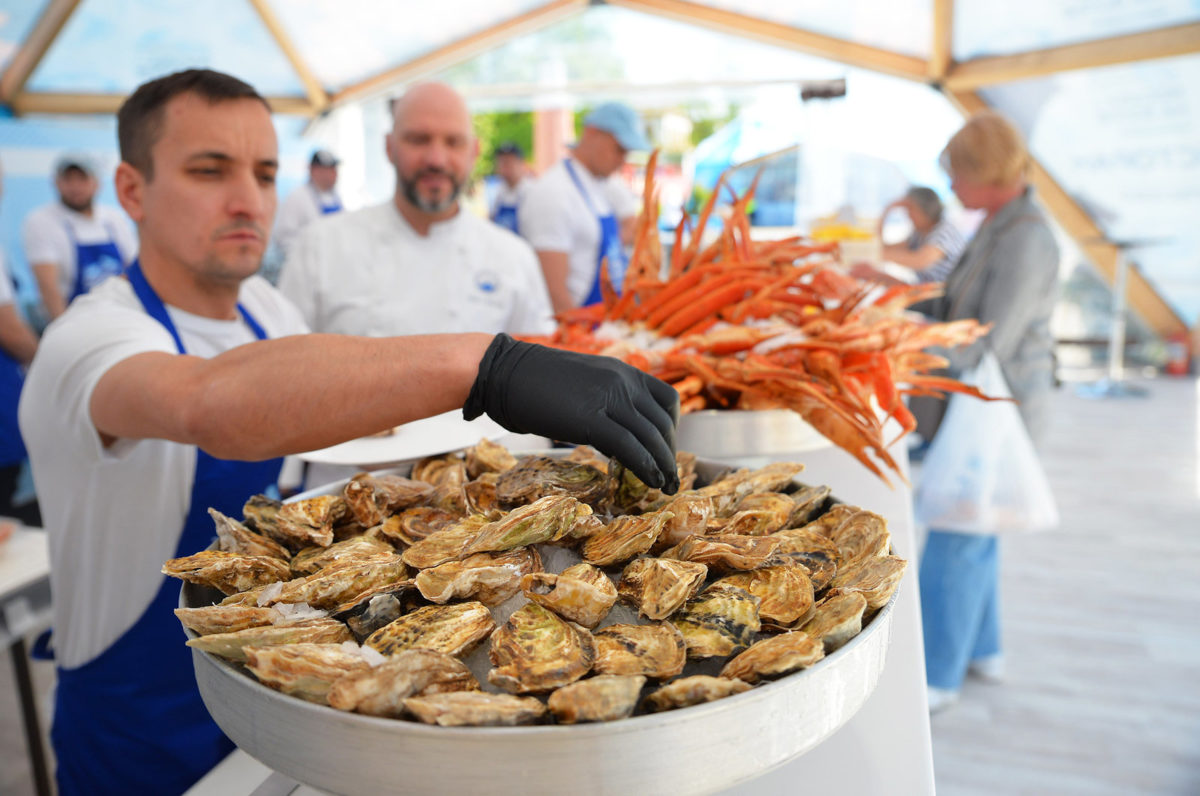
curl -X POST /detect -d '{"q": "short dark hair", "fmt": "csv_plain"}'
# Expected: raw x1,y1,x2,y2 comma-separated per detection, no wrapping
117,69,269,179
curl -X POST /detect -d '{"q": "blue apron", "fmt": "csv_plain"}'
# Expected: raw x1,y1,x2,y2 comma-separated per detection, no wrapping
51,261,283,796
492,201,519,234
563,159,627,305
0,350,24,466
313,186,343,215
65,218,125,301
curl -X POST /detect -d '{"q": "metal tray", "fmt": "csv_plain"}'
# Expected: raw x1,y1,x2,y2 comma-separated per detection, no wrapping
184,456,896,796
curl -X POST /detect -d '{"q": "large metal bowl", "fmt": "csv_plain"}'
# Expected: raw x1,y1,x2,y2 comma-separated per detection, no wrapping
184,457,896,796
676,410,832,460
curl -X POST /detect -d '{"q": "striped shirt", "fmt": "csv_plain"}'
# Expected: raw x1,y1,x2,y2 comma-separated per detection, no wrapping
907,220,967,283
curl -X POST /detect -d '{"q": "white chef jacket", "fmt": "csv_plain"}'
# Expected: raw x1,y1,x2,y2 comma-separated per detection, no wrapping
518,157,638,306
0,251,14,307
18,275,309,667
275,182,343,259
21,203,137,298
280,201,555,337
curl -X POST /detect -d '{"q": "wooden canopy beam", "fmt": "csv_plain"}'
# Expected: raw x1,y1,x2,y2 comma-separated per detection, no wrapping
945,90,1188,340
0,0,81,107
10,92,314,116
247,0,328,114
331,0,588,108
611,0,927,82
944,22,1200,91
928,0,954,81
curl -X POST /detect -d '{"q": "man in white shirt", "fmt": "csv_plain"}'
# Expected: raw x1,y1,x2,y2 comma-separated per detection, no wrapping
281,83,553,337
21,155,137,320
20,68,678,796
273,148,343,259
519,101,647,312
489,141,530,234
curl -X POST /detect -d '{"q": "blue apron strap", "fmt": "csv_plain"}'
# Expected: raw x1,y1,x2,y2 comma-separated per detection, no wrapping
312,185,343,215
64,217,126,300
564,159,626,306
126,260,270,351
492,203,519,234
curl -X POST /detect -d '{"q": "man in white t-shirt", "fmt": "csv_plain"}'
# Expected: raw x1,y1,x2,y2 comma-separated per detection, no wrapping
19,69,679,796
489,141,531,235
273,148,344,259
519,102,647,312
281,83,553,337
21,155,137,320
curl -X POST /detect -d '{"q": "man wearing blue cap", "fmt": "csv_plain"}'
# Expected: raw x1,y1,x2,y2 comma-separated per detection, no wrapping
519,101,649,312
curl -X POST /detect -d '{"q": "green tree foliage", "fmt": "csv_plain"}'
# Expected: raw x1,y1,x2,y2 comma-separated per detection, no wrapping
473,111,534,181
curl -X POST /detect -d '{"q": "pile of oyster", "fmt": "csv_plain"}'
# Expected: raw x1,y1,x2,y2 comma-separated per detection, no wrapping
166,442,906,727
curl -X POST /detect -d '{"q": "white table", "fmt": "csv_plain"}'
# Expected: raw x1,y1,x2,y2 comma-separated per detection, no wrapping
0,523,53,796
189,444,934,796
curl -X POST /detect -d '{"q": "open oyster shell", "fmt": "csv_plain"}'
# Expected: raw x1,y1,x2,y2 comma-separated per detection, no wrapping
273,495,348,550
521,562,617,628
244,642,372,704
416,547,542,606
403,692,547,727
186,618,351,663
827,555,907,609
828,511,891,569
617,558,708,621
642,675,752,713
463,473,503,517
488,603,595,694
464,438,518,479
377,507,465,547
661,534,782,574
290,535,396,577
495,456,609,508
366,602,495,658
768,528,840,591
547,675,647,724
591,622,687,680
411,454,461,487
328,649,478,717
670,584,762,659
715,564,815,628
720,631,825,684
799,592,868,652
210,508,289,560
162,550,291,596
343,473,434,527
581,510,672,567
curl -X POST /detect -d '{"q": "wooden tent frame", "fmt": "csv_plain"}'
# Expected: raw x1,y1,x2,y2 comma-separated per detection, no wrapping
2,0,1196,337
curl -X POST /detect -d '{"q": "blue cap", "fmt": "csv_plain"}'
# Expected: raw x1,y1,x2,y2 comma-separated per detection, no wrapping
583,102,650,152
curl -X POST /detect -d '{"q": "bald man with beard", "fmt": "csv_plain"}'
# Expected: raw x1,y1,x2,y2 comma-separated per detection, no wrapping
280,82,554,338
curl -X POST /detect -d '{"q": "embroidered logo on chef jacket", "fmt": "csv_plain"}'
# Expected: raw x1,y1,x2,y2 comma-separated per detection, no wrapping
475,270,501,294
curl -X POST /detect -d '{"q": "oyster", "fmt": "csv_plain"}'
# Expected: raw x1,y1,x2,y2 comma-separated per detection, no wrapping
427,461,470,515
411,454,461,487
670,584,761,659
271,554,408,610
564,445,607,471
581,510,673,567
617,558,708,620
343,473,434,527
592,622,687,679
488,603,595,694
162,550,291,595
711,493,796,536
403,495,596,569
548,675,647,724
801,504,858,537
366,601,495,658
379,509,484,548
715,564,814,628
828,510,891,568
651,493,715,553
416,547,542,606
173,604,278,636
661,534,782,574
788,485,831,526
464,438,518,478
344,593,405,639
328,649,478,717
697,462,805,509
273,495,348,549
210,508,289,560
244,642,371,703
799,592,868,652
186,618,351,662
768,528,840,591
290,535,395,577
642,675,752,713
403,692,547,727
242,493,283,537
827,555,907,609
495,456,609,508
521,562,617,628
463,473,503,517
720,631,825,684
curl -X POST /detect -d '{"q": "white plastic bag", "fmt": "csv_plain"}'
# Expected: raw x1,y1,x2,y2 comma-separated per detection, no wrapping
913,352,1059,534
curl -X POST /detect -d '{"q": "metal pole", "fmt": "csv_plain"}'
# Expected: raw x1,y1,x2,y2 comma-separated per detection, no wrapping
1107,249,1129,382
11,637,52,796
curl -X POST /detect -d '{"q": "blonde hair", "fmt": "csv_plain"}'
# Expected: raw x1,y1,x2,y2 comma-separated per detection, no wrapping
941,111,1029,186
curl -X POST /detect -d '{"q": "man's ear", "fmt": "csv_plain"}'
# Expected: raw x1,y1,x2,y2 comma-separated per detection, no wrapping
114,162,145,223
384,132,397,167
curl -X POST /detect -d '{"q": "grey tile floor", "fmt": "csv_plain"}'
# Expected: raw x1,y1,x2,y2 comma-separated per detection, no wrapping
2,375,1198,795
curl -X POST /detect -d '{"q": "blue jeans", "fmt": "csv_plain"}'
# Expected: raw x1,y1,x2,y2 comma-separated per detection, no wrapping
919,530,1001,690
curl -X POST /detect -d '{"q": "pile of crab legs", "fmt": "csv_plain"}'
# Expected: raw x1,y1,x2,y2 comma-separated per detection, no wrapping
520,152,1000,484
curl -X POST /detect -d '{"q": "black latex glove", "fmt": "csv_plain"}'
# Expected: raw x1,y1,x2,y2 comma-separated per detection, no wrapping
463,334,680,494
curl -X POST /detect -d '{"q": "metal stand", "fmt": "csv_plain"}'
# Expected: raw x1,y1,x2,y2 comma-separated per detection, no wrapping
1077,242,1152,399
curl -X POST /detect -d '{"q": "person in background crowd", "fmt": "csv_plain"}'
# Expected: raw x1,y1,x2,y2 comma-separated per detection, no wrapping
20,68,678,795
281,83,553,337
273,148,343,259
911,111,1060,714
0,158,42,525
21,154,137,320
519,101,647,313
490,140,531,234
850,186,967,286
